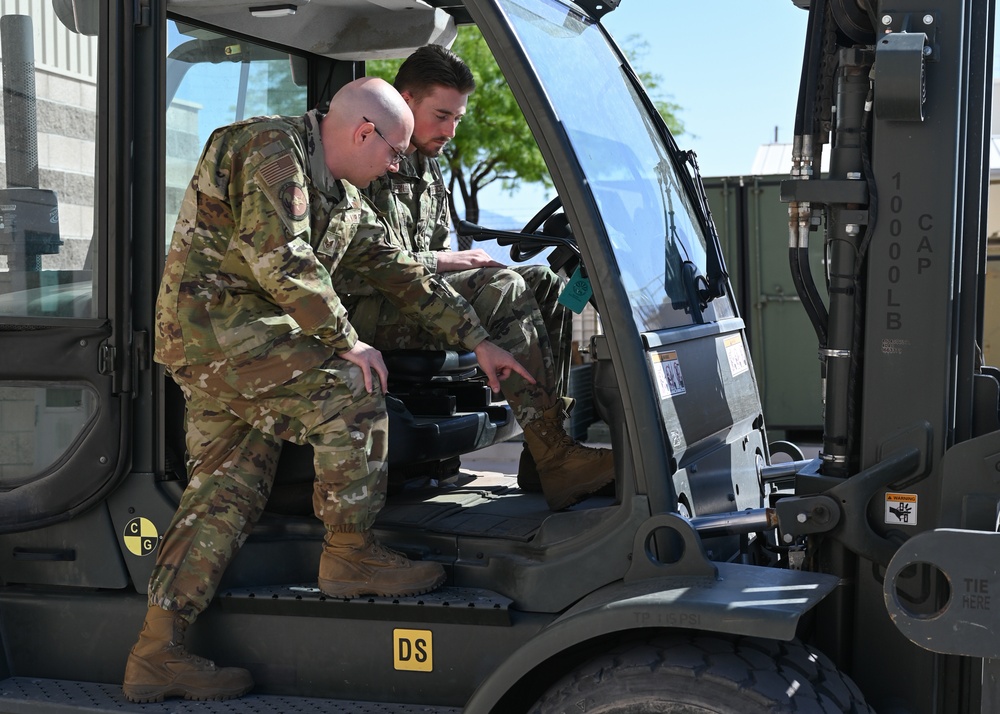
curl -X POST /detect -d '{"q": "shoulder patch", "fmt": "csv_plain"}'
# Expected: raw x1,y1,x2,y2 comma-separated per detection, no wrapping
258,154,298,187
279,182,308,220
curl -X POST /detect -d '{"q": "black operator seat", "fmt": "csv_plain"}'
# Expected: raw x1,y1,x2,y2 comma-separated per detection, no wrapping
264,348,520,515
162,349,521,516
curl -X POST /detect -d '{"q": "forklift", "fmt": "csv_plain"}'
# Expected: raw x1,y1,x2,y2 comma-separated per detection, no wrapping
0,0,993,711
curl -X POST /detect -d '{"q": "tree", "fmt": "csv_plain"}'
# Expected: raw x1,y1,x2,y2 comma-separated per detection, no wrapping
368,28,683,244
242,59,305,118
624,35,685,137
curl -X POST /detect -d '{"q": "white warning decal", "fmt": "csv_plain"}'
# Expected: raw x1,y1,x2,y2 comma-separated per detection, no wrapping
724,335,749,377
885,493,918,527
651,350,686,399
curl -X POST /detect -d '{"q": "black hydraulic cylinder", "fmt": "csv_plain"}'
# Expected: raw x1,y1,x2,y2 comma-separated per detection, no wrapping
820,50,872,478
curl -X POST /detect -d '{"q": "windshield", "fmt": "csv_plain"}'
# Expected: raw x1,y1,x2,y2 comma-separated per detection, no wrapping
496,0,733,331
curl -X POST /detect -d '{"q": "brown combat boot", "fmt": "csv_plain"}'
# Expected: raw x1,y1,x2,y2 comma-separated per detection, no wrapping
318,531,446,598
122,606,253,703
523,397,615,511
518,397,577,492
516,443,542,492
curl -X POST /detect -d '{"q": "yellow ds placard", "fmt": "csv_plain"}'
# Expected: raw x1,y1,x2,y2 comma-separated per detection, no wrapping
393,628,432,672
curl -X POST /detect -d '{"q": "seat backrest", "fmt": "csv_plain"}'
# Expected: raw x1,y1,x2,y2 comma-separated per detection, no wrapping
383,349,479,384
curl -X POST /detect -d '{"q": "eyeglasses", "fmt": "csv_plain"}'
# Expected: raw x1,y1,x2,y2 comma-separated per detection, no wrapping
363,116,407,166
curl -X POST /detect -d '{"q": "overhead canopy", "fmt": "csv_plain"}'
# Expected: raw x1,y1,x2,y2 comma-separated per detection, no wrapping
60,0,460,58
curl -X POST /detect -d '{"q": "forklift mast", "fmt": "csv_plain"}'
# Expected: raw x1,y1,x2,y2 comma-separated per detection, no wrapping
781,0,999,708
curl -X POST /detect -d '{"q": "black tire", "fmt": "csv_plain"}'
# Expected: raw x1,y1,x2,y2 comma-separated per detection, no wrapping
527,633,874,714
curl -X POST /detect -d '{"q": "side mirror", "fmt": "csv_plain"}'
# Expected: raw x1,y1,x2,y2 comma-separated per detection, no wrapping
289,54,308,87
51,0,99,36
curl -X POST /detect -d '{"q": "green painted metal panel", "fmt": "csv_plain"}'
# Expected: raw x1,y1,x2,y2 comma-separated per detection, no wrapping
705,175,825,434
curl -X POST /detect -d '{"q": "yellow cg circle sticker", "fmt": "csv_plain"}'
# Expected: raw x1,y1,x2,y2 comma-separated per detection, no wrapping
123,517,159,557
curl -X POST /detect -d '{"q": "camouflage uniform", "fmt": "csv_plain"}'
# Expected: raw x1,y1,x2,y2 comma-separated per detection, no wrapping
150,111,488,622
353,153,573,423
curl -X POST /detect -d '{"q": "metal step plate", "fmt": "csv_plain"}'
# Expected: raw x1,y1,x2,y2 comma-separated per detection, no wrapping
218,584,513,626
0,677,462,713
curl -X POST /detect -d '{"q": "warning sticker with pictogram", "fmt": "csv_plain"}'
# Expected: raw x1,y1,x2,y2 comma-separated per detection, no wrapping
123,517,160,557
884,493,918,527
651,350,686,400
724,335,749,377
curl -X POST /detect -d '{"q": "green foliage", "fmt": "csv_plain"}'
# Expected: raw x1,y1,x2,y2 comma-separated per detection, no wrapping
445,26,550,192
364,57,399,84
240,59,308,119
622,35,685,136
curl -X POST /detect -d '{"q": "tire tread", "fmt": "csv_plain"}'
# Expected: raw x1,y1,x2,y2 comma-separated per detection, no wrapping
527,633,876,714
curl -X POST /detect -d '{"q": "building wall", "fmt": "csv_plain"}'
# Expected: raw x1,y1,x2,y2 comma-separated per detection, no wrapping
0,0,97,272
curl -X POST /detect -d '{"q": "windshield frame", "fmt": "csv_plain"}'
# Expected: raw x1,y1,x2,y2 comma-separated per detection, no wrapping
465,0,679,499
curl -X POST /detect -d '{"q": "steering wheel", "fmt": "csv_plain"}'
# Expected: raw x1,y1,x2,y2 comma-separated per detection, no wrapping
523,196,563,233
511,196,565,262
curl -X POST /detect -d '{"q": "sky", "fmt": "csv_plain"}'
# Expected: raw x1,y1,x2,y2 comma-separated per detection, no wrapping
482,0,1000,225
483,1,809,224
603,0,809,178
604,0,1000,178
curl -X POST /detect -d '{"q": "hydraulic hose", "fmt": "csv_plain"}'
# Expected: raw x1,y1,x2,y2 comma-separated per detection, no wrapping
788,0,831,349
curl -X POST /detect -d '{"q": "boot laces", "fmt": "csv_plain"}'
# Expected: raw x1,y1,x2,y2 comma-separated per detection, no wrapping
362,534,408,565
165,643,217,671
542,414,580,449
550,424,609,460
554,432,576,449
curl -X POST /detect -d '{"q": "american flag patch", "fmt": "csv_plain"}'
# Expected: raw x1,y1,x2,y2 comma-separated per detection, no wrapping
258,154,297,187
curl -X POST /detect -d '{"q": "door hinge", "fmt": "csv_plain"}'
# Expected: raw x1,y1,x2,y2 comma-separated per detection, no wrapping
133,330,150,371
135,0,151,27
99,342,116,375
